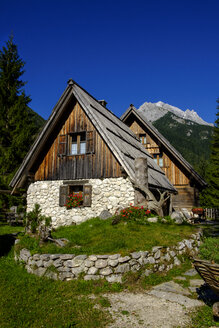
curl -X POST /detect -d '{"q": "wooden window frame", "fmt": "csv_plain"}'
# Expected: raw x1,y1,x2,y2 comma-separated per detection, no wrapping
58,131,95,157
69,131,86,155
153,153,164,168
59,181,92,207
139,133,147,146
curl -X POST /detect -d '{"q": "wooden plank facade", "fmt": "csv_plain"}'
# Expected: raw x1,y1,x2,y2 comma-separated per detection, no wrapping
33,99,122,181
122,108,205,209
129,120,190,186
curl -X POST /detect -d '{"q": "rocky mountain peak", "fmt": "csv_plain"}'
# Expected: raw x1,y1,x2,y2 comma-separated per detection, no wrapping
138,101,213,127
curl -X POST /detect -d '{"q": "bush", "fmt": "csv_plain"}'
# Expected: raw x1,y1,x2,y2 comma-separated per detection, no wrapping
24,204,52,240
113,205,151,225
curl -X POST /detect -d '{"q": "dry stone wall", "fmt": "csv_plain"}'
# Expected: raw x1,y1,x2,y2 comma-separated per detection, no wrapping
15,231,202,282
27,178,135,228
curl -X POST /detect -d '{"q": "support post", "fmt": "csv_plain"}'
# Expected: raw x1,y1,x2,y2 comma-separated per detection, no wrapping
134,157,148,205
169,194,173,215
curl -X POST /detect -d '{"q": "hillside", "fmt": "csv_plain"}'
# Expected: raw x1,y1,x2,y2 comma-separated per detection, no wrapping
27,107,46,132
153,112,213,167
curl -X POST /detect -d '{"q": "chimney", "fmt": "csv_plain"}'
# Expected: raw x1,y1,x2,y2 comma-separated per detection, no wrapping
98,100,107,108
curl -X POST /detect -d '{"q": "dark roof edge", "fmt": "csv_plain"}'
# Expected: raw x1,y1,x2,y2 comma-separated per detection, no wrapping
120,105,135,121
9,84,73,188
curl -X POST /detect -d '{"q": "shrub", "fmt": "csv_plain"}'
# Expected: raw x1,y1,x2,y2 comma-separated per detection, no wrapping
114,205,151,225
24,204,52,240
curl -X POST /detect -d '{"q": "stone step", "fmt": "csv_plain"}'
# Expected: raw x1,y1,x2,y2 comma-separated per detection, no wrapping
148,289,203,308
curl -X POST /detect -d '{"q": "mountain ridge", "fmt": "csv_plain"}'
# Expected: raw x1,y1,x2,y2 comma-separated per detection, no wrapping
138,101,213,127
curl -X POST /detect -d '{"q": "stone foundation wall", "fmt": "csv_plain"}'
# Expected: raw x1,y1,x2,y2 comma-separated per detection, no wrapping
27,178,135,228
15,231,202,282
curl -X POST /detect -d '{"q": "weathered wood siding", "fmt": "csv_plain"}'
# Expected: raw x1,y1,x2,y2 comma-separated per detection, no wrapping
33,100,122,180
173,186,199,209
129,120,189,186
127,117,199,209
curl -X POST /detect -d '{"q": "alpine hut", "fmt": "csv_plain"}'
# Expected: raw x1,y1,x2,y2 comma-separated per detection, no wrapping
121,105,207,210
10,80,176,227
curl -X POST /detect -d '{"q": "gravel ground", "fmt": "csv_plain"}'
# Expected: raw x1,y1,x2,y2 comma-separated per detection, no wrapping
106,291,194,328
103,273,208,328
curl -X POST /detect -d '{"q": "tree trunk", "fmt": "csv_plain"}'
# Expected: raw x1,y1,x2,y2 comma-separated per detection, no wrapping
134,157,148,205
131,179,170,217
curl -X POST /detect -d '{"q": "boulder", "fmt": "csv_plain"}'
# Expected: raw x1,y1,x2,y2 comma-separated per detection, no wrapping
99,210,112,220
148,217,158,223
175,217,184,225
171,211,184,224
181,208,192,220
171,211,184,220
213,302,219,319
19,248,31,262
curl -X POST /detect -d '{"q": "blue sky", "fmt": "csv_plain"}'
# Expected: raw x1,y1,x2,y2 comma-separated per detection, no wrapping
1,0,219,123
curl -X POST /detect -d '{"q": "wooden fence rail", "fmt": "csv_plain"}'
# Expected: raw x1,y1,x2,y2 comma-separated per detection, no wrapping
204,208,219,220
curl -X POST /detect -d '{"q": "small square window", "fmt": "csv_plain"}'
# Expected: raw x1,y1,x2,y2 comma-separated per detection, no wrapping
59,183,92,207
153,153,164,167
139,134,147,145
69,185,83,197
58,131,95,157
70,132,86,155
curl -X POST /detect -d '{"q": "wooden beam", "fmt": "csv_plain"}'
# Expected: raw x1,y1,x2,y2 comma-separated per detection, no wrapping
134,157,148,205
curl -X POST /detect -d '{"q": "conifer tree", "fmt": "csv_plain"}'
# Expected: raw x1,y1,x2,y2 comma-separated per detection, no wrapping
200,99,219,207
0,36,42,211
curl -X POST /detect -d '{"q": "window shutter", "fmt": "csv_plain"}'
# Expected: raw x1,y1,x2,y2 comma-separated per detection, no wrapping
58,135,67,156
86,131,95,154
83,184,92,207
59,185,69,206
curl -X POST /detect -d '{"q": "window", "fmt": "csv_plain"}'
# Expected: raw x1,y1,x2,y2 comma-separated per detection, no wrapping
71,132,86,155
70,185,83,197
153,153,164,167
139,134,147,145
58,131,95,156
59,182,92,207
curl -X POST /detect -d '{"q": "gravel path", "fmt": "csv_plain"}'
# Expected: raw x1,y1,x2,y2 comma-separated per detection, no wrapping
106,291,193,328
104,270,208,328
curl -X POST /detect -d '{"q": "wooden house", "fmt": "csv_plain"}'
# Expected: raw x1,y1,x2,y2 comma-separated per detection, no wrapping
10,80,175,227
121,105,207,210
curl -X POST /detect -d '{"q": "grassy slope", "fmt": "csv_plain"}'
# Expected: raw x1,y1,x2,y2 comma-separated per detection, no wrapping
0,225,218,328
17,217,197,255
199,236,219,263
0,252,114,328
153,112,213,167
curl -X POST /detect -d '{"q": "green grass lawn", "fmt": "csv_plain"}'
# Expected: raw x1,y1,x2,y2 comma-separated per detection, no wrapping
0,251,115,328
0,224,218,328
16,217,198,255
0,223,24,235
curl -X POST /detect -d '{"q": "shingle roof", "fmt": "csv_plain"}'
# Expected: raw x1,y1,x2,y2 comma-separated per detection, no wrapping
10,80,176,192
121,105,207,188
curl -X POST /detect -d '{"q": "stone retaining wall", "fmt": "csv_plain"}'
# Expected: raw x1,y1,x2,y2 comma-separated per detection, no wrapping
15,231,202,282
27,178,135,228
